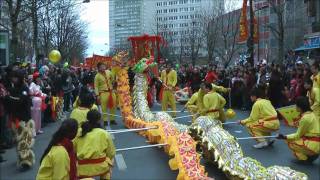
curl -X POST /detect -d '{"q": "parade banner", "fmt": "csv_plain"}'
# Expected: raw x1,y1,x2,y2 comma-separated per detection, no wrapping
84,55,112,69
238,0,248,43
277,105,301,127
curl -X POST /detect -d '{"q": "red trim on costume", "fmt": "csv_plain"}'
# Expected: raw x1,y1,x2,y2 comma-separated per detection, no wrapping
99,90,115,109
206,109,219,113
78,157,106,165
302,136,320,142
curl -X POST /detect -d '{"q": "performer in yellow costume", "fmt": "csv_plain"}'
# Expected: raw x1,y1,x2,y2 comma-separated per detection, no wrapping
304,79,320,118
277,97,319,162
73,110,115,180
185,83,206,122
36,119,78,180
211,83,230,94
94,62,117,125
239,85,280,149
160,63,177,117
311,62,320,89
70,93,98,135
201,83,226,122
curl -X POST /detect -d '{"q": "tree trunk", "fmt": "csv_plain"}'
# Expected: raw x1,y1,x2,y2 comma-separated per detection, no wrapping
11,22,19,62
247,0,255,66
278,12,284,63
31,0,39,66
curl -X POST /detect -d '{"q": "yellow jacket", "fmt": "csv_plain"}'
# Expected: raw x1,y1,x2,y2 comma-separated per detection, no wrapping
212,84,229,94
186,92,198,107
94,70,115,96
73,128,116,178
36,146,70,180
308,88,320,117
70,106,98,128
203,91,226,119
160,69,177,88
242,99,280,130
311,72,320,89
287,112,320,141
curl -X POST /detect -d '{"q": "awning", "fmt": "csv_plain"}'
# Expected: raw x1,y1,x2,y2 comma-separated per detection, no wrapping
294,45,320,51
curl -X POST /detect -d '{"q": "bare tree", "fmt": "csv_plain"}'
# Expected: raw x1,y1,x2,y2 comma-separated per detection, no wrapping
266,0,286,63
199,6,224,63
152,14,177,62
5,0,25,61
214,5,241,68
184,20,203,66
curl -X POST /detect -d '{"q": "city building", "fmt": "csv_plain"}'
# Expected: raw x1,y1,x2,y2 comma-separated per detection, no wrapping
241,0,312,63
109,0,144,51
109,0,225,60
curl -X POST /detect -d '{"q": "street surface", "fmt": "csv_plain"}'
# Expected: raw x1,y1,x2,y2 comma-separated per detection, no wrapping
0,104,319,180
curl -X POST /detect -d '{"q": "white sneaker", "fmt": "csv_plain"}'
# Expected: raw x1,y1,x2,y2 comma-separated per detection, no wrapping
253,141,268,149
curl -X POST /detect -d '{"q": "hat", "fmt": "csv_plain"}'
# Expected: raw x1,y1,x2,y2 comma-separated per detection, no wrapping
33,72,40,80
290,79,297,86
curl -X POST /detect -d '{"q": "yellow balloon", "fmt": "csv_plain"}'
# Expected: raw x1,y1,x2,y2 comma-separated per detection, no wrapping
49,50,61,64
225,108,236,119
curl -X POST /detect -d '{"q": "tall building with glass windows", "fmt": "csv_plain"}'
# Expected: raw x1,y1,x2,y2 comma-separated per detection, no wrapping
109,0,224,56
109,0,144,51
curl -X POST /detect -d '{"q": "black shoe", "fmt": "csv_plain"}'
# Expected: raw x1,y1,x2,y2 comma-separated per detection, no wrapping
110,121,118,125
307,155,319,163
268,140,275,146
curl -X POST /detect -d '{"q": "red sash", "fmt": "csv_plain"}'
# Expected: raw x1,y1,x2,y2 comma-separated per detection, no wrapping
101,73,115,109
302,136,320,142
78,157,106,165
59,138,77,180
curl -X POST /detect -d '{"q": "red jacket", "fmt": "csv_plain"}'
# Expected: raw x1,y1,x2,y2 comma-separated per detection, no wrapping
205,71,217,83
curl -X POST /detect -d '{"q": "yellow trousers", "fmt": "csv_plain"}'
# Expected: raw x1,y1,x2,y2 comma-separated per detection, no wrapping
287,138,320,160
162,90,176,117
244,119,280,142
100,92,116,122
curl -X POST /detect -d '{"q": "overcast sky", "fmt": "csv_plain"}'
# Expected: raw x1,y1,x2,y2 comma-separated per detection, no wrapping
81,0,242,57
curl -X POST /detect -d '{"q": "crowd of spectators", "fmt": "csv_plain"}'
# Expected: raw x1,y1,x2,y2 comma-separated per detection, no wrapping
0,58,319,162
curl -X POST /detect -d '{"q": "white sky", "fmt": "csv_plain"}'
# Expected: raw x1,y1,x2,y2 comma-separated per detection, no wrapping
80,0,242,57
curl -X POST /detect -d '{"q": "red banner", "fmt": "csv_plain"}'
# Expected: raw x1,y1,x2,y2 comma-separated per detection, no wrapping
84,55,112,69
238,0,248,43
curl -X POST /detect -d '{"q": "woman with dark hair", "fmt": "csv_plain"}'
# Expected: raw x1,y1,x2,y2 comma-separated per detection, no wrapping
73,110,115,179
70,92,97,130
239,85,280,149
277,97,319,163
36,119,78,180
5,70,35,169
